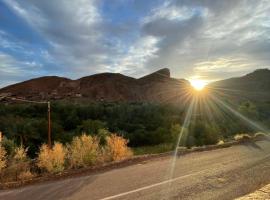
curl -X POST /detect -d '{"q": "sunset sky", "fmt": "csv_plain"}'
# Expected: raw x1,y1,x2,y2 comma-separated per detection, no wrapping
0,0,270,87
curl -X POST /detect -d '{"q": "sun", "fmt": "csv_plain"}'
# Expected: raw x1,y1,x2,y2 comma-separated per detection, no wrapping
190,79,207,91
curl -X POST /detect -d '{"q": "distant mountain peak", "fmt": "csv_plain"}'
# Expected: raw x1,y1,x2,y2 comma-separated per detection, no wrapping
139,68,170,82
245,68,270,79
209,68,270,102
247,68,270,75
150,68,170,78
253,68,270,73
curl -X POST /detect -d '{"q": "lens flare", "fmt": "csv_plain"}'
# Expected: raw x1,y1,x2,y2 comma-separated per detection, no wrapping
211,95,269,133
161,97,196,197
190,79,207,91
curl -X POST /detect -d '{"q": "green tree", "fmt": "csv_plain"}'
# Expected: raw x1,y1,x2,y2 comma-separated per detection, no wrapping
238,101,259,119
78,119,107,135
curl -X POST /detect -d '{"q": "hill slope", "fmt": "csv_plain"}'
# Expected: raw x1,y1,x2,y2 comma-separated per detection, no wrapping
2,68,269,103
0,68,190,103
208,69,270,102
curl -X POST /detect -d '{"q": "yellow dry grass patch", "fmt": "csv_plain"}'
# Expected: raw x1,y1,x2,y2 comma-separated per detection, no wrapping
234,134,252,141
68,134,99,168
0,145,7,172
105,134,133,161
14,146,28,161
37,142,66,173
217,140,225,145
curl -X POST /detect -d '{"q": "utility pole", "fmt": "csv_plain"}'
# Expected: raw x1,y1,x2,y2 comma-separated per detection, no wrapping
48,101,52,149
0,95,52,148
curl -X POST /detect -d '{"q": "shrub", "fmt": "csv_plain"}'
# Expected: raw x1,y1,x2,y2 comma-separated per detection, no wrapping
0,145,7,172
217,140,225,145
0,145,34,182
1,137,16,157
97,129,110,146
37,142,66,173
234,134,252,141
68,134,99,168
14,146,33,180
11,161,32,181
0,164,18,182
254,132,268,140
78,120,107,135
14,146,28,162
133,143,174,155
105,134,133,161
190,122,220,146
18,170,34,181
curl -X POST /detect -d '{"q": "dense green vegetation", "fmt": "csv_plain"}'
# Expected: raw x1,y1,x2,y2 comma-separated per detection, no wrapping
0,100,269,157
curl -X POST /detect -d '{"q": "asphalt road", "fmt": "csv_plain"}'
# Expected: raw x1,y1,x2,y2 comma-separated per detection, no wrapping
1,140,270,200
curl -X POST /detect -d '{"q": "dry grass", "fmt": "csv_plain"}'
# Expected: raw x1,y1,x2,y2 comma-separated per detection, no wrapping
217,140,225,145
18,170,34,181
37,142,66,173
68,134,99,168
105,134,133,161
14,146,28,162
254,132,268,140
234,134,252,141
0,145,7,172
0,145,34,182
0,160,33,182
1,134,133,183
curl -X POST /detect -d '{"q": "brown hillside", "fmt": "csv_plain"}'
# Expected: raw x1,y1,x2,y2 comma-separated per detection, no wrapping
0,68,190,103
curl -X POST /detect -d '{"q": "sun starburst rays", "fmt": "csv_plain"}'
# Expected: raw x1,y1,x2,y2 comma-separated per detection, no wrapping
155,76,269,197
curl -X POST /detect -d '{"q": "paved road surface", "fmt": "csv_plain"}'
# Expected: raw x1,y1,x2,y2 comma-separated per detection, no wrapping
1,140,270,200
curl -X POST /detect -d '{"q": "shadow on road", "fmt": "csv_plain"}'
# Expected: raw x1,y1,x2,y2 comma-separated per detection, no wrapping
244,141,264,152
0,174,98,200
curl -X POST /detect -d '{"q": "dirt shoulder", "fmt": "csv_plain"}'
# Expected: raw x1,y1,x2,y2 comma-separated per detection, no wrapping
236,184,270,200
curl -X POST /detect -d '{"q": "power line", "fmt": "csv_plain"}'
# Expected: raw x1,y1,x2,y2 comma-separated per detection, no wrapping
4,96,48,104
0,95,52,148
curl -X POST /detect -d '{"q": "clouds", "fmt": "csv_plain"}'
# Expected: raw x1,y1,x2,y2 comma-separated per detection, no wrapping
104,36,160,76
0,0,270,87
1,0,159,79
142,12,205,73
3,0,104,74
193,57,258,80
140,0,270,80
0,52,43,87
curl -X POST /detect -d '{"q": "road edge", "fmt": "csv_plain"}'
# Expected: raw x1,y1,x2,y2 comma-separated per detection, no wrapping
235,183,270,199
0,137,267,190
